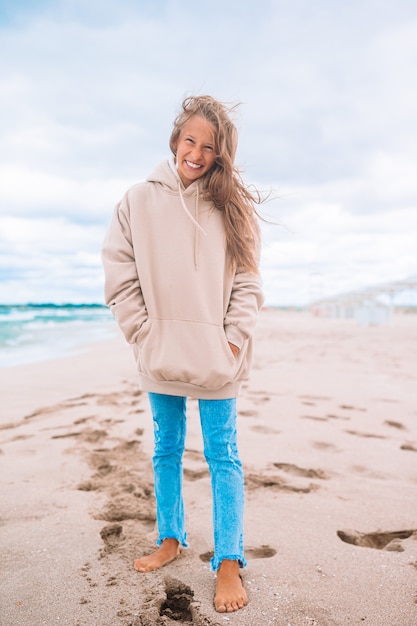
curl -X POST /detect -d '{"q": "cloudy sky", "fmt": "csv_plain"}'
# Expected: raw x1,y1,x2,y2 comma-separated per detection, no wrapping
1,0,416,306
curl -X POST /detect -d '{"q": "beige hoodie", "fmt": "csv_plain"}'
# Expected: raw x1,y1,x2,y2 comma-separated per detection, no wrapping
101,160,264,399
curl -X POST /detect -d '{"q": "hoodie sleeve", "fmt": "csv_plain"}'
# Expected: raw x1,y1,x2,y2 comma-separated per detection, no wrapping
224,215,264,349
224,268,264,349
101,192,148,344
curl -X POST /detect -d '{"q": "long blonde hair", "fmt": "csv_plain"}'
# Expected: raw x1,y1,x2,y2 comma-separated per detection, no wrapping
169,95,262,274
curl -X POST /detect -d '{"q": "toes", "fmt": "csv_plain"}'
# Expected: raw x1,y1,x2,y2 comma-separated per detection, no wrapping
216,599,247,613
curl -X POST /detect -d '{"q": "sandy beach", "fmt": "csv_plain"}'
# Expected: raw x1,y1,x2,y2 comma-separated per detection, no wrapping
1,309,416,626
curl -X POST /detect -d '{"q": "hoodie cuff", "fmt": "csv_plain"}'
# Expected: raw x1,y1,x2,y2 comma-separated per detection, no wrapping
224,324,245,350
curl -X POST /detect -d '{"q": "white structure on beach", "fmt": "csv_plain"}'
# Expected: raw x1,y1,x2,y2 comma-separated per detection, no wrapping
311,276,417,325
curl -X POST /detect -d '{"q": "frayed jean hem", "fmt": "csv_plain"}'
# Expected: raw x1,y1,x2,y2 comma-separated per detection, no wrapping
210,555,247,572
156,535,189,549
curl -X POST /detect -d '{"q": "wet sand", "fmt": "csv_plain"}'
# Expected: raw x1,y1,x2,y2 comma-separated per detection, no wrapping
1,309,416,626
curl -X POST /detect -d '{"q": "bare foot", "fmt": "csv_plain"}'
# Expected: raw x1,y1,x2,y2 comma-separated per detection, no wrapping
214,559,248,613
133,538,180,572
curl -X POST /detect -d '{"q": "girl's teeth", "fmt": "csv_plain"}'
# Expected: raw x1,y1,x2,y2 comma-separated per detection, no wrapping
186,161,200,169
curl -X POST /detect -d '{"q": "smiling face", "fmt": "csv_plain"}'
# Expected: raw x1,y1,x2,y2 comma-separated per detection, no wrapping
173,115,217,188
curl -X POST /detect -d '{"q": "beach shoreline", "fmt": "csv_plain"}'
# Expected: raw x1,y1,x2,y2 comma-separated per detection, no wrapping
1,309,416,625
0,303,116,369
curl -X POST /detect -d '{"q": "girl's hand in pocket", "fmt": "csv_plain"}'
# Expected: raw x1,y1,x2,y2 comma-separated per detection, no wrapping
228,342,240,357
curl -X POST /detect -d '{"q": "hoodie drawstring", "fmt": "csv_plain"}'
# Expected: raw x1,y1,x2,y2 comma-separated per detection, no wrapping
177,181,206,269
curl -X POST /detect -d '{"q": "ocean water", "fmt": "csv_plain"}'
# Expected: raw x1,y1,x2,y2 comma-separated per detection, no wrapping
0,303,118,368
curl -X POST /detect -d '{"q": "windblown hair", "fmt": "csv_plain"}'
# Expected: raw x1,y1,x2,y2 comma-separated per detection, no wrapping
169,95,262,274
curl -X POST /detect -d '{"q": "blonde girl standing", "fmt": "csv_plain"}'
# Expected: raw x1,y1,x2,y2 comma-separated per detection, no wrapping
102,95,264,613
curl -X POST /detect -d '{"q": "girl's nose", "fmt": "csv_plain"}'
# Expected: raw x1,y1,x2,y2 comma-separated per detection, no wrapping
191,146,202,160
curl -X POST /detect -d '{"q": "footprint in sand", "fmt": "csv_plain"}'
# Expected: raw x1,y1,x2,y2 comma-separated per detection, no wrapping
159,577,195,623
52,428,108,442
247,391,271,405
312,441,339,451
273,462,330,480
199,544,276,563
301,415,328,422
245,545,277,559
24,385,144,422
350,465,388,480
10,434,33,442
400,442,417,452
24,402,79,419
100,523,125,552
337,529,417,552
0,421,25,431
384,420,406,430
73,416,90,425
344,429,386,439
184,448,205,462
250,424,280,434
326,414,350,421
340,404,367,412
183,448,210,481
183,467,210,481
51,431,83,440
97,495,156,524
244,472,318,493
160,577,193,620
240,409,259,417
77,436,156,526
299,394,332,402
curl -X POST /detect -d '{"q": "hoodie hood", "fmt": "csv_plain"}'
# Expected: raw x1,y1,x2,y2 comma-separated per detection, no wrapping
146,156,198,190
147,159,206,268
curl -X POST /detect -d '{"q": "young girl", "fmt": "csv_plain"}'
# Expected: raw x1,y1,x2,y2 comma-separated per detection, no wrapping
101,95,264,613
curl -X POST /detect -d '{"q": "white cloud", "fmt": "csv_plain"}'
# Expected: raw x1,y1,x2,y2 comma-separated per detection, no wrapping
0,166,130,220
0,0,416,305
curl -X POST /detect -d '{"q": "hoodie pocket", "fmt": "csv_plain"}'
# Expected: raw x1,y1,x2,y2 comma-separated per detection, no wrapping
135,318,237,391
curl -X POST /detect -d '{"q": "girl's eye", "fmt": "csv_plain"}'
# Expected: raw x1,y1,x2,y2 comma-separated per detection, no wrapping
205,146,213,151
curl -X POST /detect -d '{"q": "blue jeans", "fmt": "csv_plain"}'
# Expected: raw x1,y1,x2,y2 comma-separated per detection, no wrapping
148,392,247,571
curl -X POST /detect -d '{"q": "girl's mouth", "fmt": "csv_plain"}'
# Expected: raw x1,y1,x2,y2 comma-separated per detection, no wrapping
185,160,202,170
